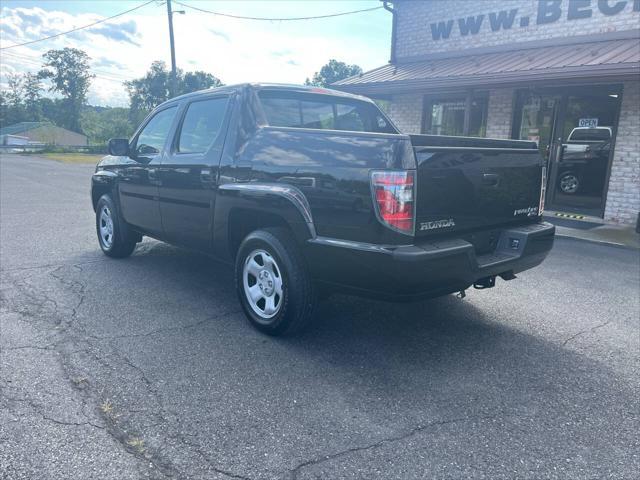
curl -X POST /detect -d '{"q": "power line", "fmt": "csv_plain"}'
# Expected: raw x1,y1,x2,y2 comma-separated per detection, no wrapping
1,51,135,83
4,51,133,80
173,1,383,21
1,53,134,85
0,0,158,51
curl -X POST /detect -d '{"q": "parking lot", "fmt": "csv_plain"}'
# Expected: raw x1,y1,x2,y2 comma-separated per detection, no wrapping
1,153,638,479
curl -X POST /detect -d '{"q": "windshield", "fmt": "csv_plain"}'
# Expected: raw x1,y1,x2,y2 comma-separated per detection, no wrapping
569,128,611,142
258,90,398,134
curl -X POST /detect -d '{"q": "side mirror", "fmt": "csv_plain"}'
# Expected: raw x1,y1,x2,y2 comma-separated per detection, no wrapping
107,138,130,157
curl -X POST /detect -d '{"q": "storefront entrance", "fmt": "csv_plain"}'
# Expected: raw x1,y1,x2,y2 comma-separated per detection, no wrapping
513,85,622,217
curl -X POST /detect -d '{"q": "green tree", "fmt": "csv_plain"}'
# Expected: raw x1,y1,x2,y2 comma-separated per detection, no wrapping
304,59,362,87
39,97,64,126
125,61,171,120
125,61,223,124
80,106,134,144
39,48,94,133
6,73,24,109
181,71,222,95
23,73,43,121
0,91,9,127
0,74,26,126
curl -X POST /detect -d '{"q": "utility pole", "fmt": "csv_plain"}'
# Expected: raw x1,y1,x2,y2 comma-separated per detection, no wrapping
166,0,178,98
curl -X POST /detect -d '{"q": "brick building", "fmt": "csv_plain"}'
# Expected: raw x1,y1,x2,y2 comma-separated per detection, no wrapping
334,0,640,224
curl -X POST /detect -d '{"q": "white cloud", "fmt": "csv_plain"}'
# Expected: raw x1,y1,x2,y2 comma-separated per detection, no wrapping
0,3,390,107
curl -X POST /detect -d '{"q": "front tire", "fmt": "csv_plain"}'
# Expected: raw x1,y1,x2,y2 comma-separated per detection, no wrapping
235,228,316,336
95,194,137,258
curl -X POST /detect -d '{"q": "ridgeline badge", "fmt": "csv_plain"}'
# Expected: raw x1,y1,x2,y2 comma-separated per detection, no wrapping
514,206,539,217
419,218,456,231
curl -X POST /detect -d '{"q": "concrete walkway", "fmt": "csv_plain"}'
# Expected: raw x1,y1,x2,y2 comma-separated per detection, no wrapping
544,214,639,249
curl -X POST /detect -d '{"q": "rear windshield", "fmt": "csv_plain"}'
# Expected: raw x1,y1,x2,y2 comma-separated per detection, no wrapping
258,91,397,134
569,128,611,142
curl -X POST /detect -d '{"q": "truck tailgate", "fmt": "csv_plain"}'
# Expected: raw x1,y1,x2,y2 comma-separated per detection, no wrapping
410,134,543,238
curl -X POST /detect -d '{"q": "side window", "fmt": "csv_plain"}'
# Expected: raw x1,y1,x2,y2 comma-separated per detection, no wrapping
135,106,177,155
260,97,301,128
178,97,229,153
335,103,365,131
301,101,334,129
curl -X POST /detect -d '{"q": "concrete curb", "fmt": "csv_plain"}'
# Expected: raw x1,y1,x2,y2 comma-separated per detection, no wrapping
554,233,635,250
553,223,640,249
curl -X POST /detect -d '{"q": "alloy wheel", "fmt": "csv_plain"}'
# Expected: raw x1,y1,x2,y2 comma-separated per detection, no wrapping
99,206,114,248
243,249,284,321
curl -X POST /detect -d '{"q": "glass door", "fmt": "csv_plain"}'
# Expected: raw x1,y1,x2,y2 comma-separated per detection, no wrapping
513,85,622,217
516,92,560,161
548,87,621,216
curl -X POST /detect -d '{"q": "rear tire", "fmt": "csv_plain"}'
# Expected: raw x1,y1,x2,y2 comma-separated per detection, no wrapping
96,194,137,258
235,228,316,336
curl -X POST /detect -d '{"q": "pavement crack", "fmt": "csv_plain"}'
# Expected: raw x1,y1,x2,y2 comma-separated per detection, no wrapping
174,435,253,480
0,258,107,274
39,412,106,430
2,341,61,352
49,264,87,330
563,320,612,346
288,412,509,479
100,309,240,340
1,391,105,431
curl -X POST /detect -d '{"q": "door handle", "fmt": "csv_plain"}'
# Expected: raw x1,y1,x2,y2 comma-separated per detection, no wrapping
482,173,500,187
148,167,160,185
200,168,215,183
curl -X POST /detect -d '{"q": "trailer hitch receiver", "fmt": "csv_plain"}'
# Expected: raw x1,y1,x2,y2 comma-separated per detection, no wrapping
473,276,496,289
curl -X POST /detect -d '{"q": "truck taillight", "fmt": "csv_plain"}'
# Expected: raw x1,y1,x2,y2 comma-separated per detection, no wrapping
539,164,547,216
371,170,415,234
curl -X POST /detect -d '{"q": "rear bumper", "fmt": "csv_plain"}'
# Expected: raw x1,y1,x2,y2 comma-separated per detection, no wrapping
305,222,555,301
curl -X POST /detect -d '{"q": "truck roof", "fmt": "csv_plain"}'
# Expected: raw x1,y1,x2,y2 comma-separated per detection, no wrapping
570,126,612,131
163,83,373,107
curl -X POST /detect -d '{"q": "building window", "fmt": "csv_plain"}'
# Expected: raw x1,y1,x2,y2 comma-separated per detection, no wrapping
423,92,488,137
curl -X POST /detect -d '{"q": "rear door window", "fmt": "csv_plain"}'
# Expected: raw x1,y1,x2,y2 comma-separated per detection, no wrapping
178,97,229,153
301,101,334,129
258,91,397,134
336,103,365,131
259,97,300,128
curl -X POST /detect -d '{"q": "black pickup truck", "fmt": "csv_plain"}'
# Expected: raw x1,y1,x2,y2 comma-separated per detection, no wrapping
92,84,554,335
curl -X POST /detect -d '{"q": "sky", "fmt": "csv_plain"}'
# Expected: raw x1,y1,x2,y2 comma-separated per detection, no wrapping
0,0,392,107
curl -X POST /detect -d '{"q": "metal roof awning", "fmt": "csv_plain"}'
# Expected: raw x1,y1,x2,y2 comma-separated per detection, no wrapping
333,38,640,95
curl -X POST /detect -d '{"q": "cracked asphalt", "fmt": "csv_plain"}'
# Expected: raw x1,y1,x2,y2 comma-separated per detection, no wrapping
1,153,639,479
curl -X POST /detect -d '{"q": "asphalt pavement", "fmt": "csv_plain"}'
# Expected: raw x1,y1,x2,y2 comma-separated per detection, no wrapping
1,153,639,479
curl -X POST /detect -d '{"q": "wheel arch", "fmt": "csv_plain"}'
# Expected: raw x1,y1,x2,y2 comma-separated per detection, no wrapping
214,183,315,261
91,170,119,211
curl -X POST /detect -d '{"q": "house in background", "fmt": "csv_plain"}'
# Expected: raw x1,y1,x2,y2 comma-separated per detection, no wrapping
1,134,30,146
0,122,87,146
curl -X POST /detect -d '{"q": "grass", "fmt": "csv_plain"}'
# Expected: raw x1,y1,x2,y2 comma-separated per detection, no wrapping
126,437,146,453
70,376,88,388
41,152,104,164
100,399,114,416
